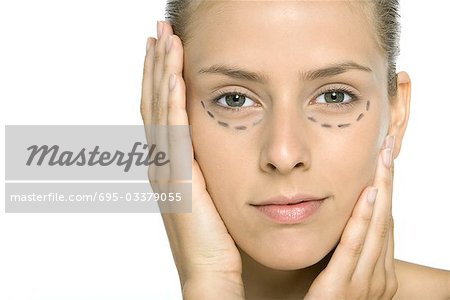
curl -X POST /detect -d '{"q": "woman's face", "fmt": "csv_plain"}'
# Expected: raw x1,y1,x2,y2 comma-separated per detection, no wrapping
184,1,391,270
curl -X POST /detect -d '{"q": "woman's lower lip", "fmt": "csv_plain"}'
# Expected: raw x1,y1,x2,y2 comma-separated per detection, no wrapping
253,199,325,224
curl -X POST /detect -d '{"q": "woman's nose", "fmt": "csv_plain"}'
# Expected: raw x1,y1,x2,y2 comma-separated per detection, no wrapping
259,106,311,175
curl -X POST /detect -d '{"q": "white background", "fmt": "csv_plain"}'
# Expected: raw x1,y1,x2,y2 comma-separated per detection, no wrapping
0,1,449,299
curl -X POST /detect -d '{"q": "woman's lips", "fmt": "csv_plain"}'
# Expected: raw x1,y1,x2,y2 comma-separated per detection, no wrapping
252,194,326,224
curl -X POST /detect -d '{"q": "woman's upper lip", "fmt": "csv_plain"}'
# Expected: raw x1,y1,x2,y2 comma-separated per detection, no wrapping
252,193,327,206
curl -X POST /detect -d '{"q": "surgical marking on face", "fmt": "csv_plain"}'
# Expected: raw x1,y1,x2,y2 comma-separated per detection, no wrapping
218,120,229,127
252,118,263,126
306,100,372,129
356,113,364,121
200,101,264,131
207,111,215,119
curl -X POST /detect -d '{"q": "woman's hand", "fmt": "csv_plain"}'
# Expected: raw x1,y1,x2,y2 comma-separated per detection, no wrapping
140,21,244,299
305,135,398,300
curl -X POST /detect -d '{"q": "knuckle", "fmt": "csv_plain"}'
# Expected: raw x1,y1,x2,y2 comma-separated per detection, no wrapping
355,209,372,224
341,237,364,257
140,103,147,118
164,58,171,71
152,101,166,123
375,218,391,239
154,51,163,64
390,216,395,230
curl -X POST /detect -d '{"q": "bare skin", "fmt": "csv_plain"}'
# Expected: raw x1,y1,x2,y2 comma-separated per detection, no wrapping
141,1,450,299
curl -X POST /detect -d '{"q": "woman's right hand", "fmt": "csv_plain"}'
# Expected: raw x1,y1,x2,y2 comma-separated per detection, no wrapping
140,21,244,299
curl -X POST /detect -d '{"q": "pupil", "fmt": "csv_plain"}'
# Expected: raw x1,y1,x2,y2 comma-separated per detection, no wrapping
225,94,245,107
325,91,344,103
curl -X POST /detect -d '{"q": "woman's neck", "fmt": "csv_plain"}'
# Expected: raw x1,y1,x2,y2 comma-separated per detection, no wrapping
240,248,333,299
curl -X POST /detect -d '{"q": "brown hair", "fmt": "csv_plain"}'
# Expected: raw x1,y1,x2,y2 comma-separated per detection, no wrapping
165,0,400,96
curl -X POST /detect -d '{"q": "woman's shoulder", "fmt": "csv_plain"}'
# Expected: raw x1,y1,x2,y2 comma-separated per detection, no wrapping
394,259,450,300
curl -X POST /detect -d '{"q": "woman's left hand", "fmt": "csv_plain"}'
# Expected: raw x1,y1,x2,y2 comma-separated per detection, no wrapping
304,135,398,300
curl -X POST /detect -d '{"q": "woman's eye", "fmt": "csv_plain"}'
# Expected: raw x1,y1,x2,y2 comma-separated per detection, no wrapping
316,91,352,104
216,93,256,108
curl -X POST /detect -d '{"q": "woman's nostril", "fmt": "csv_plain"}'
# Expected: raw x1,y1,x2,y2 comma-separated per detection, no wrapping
294,162,303,168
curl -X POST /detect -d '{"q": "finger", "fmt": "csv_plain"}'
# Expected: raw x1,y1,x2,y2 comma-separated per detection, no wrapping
385,216,395,273
167,35,187,126
353,135,395,280
150,124,170,193
165,35,192,180
167,75,193,183
155,33,186,186
322,186,378,283
382,216,398,298
153,21,174,124
370,215,390,296
141,37,156,125
151,22,176,188
140,37,158,186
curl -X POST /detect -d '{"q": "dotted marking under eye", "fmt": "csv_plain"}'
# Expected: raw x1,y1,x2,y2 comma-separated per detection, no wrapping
207,111,215,119
200,100,264,131
200,99,370,131
218,121,229,127
252,118,263,126
356,113,364,121
306,100,371,129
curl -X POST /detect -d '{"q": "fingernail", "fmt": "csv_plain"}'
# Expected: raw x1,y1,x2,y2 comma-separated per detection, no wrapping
367,187,378,204
383,135,395,150
382,148,393,169
169,73,177,91
165,35,173,53
157,21,163,39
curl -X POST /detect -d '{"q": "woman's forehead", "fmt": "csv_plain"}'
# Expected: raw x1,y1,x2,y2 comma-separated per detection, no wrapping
186,1,383,76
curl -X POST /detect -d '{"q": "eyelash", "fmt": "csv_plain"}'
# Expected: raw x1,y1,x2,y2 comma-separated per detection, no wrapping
210,89,260,113
209,86,360,112
311,85,360,112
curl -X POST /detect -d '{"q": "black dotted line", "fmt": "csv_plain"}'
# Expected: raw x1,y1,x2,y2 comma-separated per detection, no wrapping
308,100,370,129
218,121,229,128
200,101,263,131
356,113,364,121
201,100,370,130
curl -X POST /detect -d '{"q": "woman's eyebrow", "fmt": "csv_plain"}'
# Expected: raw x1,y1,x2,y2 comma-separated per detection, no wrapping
197,61,372,83
302,61,372,81
198,64,268,83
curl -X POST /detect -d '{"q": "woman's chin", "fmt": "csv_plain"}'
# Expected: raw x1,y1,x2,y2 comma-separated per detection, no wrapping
239,239,335,271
